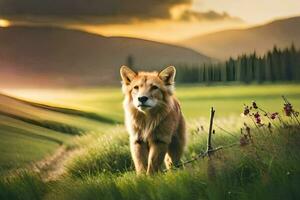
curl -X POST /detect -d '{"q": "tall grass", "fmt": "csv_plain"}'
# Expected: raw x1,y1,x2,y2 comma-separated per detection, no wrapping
45,120,300,200
66,126,133,177
0,171,46,200
1,85,300,199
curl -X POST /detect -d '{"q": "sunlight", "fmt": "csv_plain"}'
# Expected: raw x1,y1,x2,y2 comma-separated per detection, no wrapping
170,4,190,20
68,19,245,43
0,19,11,27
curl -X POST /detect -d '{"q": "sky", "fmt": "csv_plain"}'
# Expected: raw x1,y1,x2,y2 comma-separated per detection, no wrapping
193,0,300,23
0,0,299,42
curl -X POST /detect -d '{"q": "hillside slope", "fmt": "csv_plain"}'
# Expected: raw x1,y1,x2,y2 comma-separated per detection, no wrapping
0,26,212,87
0,92,116,174
181,16,300,59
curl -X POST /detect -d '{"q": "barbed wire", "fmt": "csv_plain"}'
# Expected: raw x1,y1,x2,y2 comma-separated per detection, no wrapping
164,142,240,172
164,107,241,172
215,124,239,139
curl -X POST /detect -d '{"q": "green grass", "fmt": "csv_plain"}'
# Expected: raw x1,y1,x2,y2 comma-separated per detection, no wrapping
65,126,132,177
0,116,72,175
45,126,300,200
177,84,300,119
1,84,300,200
0,93,111,132
4,84,300,121
0,171,46,200
2,125,299,200
0,91,118,174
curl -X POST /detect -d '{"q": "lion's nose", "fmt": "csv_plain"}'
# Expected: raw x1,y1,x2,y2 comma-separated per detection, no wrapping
138,96,148,103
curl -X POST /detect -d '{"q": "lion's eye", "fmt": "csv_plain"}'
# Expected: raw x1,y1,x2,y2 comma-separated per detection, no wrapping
151,85,158,90
134,85,139,90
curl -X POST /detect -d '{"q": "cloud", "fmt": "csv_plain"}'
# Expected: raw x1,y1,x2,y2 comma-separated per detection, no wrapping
0,0,189,18
0,0,241,24
179,10,242,22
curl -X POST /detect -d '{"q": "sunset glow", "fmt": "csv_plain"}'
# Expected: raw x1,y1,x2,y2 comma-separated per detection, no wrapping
3,0,300,42
192,0,300,23
69,19,245,42
0,19,11,27
170,4,190,20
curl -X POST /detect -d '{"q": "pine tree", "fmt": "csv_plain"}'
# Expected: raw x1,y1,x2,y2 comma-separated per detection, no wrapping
174,43,299,84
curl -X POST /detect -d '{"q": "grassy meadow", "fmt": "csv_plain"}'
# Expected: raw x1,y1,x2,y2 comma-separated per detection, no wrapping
0,83,300,200
5,84,300,120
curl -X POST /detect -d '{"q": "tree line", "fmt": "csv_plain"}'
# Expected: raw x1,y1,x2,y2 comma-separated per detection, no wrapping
175,44,300,84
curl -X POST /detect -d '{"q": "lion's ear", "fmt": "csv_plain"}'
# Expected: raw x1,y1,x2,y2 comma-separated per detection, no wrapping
159,66,176,85
120,65,136,85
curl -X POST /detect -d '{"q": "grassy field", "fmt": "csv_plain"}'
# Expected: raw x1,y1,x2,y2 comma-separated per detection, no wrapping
4,84,300,120
0,115,71,175
46,126,300,200
0,93,111,175
0,84,300,200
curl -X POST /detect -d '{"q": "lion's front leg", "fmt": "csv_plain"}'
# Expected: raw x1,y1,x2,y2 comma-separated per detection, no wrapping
130,137,149,174
147,141,168,175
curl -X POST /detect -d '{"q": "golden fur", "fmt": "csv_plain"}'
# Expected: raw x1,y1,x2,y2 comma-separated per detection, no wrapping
120,65,186,175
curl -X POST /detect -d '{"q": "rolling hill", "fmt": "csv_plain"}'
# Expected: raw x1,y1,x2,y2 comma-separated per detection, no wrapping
0,93,71,174
0,91,118,174
0,26,212,87
181,16,300,60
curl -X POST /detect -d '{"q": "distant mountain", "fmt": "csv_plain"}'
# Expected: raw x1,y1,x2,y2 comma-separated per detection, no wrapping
0,26,212,87
180,16,300,60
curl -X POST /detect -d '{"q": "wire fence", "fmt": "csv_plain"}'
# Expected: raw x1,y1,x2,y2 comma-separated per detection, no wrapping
165,107,241,172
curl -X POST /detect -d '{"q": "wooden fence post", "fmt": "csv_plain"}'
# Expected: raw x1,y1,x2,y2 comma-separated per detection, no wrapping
207,107,215,155
207,107,216,179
